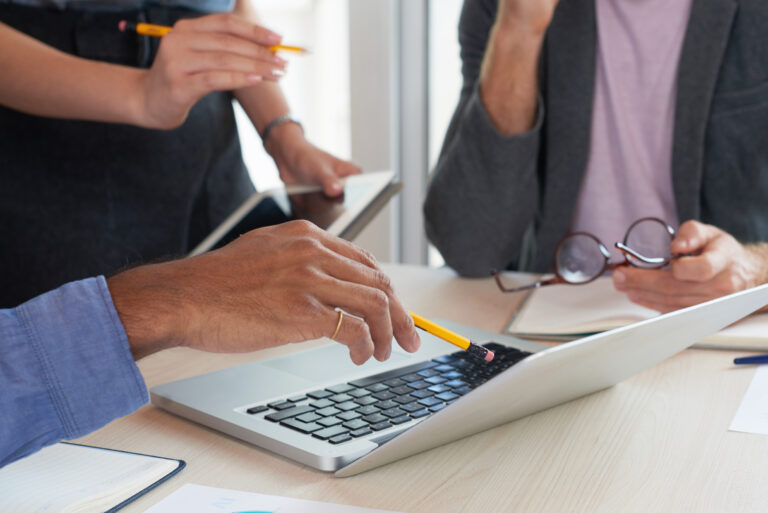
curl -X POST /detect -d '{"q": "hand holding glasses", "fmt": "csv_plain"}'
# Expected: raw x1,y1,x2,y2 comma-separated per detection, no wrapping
494,217,685,293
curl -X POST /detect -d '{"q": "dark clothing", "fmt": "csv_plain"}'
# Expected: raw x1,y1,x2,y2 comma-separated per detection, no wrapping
424,0,768,277
0,3,253,307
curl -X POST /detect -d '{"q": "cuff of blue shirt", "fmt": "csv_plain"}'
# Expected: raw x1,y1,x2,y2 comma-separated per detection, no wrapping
16,276,149,440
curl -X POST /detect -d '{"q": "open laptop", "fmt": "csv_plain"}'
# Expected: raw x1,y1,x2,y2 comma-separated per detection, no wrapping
188,170,399,257
150,283,768,477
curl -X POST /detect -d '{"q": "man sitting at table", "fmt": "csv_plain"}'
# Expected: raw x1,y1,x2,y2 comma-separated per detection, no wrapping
424,0,768,312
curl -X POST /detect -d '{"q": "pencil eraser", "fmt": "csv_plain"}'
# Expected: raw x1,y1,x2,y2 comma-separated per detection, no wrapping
484,350,495,362
118,20,127,32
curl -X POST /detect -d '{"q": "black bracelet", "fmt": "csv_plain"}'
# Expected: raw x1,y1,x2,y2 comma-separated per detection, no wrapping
261,114,303,146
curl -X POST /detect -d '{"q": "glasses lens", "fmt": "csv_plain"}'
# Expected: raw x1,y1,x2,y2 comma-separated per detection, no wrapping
623,218,674,268
555,234,608,284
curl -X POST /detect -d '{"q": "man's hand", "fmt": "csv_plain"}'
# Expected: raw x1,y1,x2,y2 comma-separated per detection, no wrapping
138,14,288,129
265,122,361,197
613,220,768,313
107,221,420,364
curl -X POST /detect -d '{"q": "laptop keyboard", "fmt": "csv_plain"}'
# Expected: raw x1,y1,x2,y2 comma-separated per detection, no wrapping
244,343,531,445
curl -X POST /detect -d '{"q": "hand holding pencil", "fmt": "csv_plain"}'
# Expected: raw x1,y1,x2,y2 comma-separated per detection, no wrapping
124,13,289,130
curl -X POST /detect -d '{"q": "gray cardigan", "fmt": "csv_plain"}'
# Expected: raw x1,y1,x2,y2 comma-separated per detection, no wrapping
424,0,768,277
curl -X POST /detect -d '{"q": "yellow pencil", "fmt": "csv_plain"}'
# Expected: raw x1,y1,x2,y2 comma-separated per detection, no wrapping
117,20,309,54
409,312,495,362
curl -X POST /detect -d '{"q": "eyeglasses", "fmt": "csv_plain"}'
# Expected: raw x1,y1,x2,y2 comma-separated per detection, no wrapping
493,217,680,293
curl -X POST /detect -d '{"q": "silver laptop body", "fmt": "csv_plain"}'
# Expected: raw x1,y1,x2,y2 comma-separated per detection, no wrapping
150,283,768,476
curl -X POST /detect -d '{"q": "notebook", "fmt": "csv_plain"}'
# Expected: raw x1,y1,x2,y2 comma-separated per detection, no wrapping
150,282,768,476
0,442,184,513
145,483,404,513
506,276,768,350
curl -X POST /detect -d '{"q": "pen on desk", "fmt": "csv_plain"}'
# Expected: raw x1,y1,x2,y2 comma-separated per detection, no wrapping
733,354,768,365
409,312,495,362
117,20,309,53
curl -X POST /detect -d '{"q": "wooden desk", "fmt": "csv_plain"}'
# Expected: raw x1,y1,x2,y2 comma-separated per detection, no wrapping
78,264,768,512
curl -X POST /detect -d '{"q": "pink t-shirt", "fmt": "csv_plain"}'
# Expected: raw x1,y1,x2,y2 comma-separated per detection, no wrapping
570,0,693,256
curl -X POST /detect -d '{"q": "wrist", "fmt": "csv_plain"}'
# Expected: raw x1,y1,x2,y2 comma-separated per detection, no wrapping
263,118,305,157
106,262,188,359
745,243,768,287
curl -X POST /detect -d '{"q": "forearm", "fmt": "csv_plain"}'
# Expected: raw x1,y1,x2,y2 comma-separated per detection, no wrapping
0,23,144,125
479,17,547,134
0,278,147,467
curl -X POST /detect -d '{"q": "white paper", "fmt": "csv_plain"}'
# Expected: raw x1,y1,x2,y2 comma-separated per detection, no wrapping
143,484,403,513
729,365,768,435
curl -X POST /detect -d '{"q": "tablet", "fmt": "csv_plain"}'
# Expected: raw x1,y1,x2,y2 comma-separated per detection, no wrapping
188,170,399,257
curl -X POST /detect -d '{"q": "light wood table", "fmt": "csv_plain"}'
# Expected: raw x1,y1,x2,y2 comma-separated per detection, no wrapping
78,264,768,512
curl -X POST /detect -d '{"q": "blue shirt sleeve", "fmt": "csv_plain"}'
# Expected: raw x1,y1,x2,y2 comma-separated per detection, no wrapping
0,276,148,467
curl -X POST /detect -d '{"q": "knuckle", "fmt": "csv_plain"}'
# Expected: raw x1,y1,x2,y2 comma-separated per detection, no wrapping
368,289,389,310
373,270,393,294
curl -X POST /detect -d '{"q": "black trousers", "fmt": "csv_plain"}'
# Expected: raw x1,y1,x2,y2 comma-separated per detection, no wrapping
0,3,254,307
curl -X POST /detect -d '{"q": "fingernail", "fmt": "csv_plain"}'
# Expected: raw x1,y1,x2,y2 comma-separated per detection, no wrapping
614,269,625,284
246,74,263,83
266,32,282,45
273,56,287,67
328,181,343,195
410,332,421,352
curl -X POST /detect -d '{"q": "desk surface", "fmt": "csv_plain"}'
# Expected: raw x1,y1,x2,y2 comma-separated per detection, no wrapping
78,264,768,512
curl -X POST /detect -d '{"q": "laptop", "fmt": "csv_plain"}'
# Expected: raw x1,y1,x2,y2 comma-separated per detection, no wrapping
188,170,400,257
150,283,768,477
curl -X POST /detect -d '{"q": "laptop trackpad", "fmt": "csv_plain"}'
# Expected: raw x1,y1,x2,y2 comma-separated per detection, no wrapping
262,342,411,382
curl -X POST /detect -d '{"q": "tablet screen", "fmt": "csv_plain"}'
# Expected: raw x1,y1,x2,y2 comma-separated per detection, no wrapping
208,182,371,251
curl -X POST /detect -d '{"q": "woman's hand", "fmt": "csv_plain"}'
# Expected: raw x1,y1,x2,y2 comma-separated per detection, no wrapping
138,13,287,129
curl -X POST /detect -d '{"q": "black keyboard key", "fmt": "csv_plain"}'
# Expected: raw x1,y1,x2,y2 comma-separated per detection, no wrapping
366,383,389,393
326,384,355,394
268,401,294,410
307,390,332,400
356,405,380,416
336,401,359,411
390,385,414,396
310,399,334,409
400,402,422,413
454,386,473,395
312,425,348,440
433,354,458,364
343,419,369,431
400,373,423,383
382,407,407,418
317,416,343,427
348,360,438,388
371,421,393,431
441,371,463,380
384,377,407,387
430,403,447,412
418,368,440,378
376,400,399,410
329,433,352,444
410,409,430,418
296,412,321,423
354,396,378,407
444,379,468,389
410,389,434,399
348,388,371,398
372,390,396,401
433,364,454,372
394,394,416,404
362,413,389,424
436,391,459,402
316,406,341,417
424,376,447,385
265,405,313,422
246,405,268,415
337,410,361,421
428,384,451,394
418,397,443,408
407,380,431,390
287,395,307,403
391,415,411,425
329,393,354,403
350,427,373,437
281,418,323,433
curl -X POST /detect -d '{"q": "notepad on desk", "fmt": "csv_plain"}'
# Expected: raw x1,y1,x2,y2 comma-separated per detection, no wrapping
506,276,768,350
0,442,184,513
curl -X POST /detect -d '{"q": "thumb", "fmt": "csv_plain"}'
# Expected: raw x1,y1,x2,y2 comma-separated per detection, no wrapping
671,220,717,255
